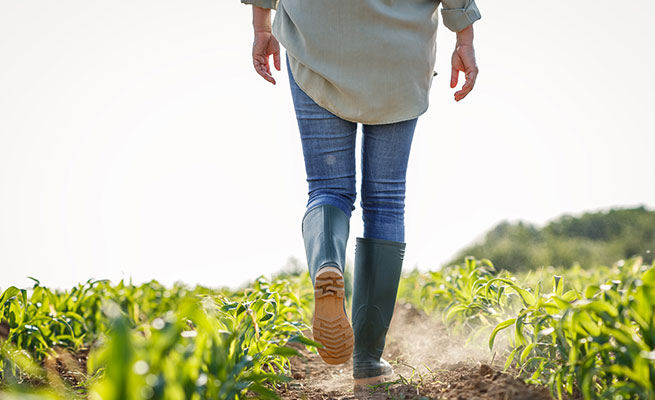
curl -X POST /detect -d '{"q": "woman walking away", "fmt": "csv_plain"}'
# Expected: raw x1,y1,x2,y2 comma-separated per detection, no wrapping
241,0,481,390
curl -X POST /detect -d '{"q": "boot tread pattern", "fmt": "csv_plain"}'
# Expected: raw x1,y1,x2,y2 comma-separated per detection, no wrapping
314,271,346,299
313,270,354,365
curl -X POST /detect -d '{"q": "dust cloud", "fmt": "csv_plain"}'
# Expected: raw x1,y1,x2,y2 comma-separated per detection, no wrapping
299,302,513,396
384,302,511,380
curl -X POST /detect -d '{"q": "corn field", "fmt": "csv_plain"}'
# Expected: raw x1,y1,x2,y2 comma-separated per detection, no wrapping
1,256,654,399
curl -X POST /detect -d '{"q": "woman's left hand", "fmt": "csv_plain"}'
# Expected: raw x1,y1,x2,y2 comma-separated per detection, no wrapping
450,25,479,102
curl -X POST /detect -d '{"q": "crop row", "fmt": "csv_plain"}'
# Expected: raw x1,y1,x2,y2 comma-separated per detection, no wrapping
0,275,317,399
399,257,655,399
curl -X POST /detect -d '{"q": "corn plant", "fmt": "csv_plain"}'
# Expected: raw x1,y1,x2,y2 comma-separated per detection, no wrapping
1,274,319,399
489,257,655,399
399,256,655,399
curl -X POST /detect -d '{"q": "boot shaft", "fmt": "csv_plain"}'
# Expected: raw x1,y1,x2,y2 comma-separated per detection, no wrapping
301,205,350,283
351,237,405,371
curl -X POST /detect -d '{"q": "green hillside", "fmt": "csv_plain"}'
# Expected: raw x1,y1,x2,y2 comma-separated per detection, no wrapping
450,205,655,272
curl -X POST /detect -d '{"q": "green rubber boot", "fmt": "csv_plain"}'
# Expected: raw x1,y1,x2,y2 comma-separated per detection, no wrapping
351,237,406,390
301,204,354,365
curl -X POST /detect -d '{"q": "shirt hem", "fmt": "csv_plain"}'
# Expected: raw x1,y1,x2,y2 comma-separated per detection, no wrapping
287,52,429,125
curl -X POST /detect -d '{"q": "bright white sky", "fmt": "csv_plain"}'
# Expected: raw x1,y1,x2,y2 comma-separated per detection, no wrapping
1,1,654,290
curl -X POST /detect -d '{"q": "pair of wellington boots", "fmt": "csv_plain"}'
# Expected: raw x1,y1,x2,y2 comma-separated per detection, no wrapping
302,204,406,391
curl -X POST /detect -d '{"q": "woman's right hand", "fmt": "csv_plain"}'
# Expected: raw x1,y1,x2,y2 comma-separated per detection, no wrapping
252,30,280,85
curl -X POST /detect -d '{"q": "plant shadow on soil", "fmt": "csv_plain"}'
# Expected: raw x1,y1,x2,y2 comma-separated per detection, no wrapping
277,302,560,400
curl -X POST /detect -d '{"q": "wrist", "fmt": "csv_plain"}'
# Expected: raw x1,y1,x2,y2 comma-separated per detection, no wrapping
455,43,474,52
252,6,272,32
455,25,474,46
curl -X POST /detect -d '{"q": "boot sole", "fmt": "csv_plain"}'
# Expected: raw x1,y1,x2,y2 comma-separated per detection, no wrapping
312,269,354,365
353,370,394,392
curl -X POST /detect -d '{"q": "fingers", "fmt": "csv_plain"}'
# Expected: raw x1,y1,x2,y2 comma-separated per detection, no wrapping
254,56,276,85
450,66,459,89
454,68,478,102
252,34,278,85
451,44,478,101
273,50,281,71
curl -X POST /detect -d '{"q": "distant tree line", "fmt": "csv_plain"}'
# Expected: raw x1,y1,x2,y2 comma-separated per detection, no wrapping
450,206,655,272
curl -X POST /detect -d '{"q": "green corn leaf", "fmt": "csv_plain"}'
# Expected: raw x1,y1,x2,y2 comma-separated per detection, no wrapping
445,304,469,324
287,335,323,348
561,290,579,302
515,315,527,346
642,268,655,285
489,318,516,350
504,347,519,371
244,372,292,383
553,275,563,296
262,345,298,358
248,383,280,399
0,286,20,307
583,285,600,299
574,299,618,317
520,343,537,363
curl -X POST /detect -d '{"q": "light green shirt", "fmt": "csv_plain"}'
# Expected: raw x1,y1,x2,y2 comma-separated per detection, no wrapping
242,0,481,125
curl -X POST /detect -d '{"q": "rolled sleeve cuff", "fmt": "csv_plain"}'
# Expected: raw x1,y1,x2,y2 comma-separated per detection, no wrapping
441,0,481,32
240,0,278,10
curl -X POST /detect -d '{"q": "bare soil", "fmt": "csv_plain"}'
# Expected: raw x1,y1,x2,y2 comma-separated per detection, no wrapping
278,302,557,400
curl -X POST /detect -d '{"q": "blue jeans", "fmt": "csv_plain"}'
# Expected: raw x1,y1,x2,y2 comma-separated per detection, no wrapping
286,52,417,242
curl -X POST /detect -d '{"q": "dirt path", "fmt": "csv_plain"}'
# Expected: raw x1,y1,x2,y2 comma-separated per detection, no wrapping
279,302,556,400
